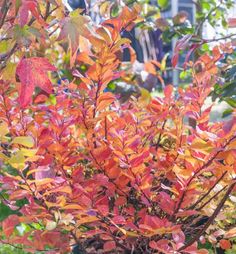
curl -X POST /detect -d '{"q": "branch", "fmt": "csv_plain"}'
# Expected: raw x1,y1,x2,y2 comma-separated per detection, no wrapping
188,171,227,210
155,120,167,151
195,3,221,35
178,181,236,252
196,185,227,211
171,135,236,221
44,2,50,21
0,43,18,70
205,33,236,43
0,0,11,29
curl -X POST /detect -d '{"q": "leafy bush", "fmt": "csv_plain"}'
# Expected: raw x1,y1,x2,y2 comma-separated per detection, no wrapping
0,1,236,254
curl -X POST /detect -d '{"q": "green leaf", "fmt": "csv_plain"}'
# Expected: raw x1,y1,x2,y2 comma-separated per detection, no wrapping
107,82,116,91
157,0,169,9
48,94,57,105
222,108,233,118
202,2,211,11
57,10,92,54
12,25,31,46
180,71,187,80
202,43,209,52
224,98,236,108
0,41,8,54
111,4,120,17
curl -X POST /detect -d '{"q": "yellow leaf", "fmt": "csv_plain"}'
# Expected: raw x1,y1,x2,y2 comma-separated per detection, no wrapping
160,53,169,71
63,204,83,210
191,138,213,154
45,196,66,208
1,62,17,82
126,231,139,237
0,152,9,161
0,122,9,142
138,88,151,106
0,40,8,53
20,148,38,157
179,150,197,165
0,122,9,136
8,151,25,169
12,136,34,148
46,220,57,231
76,215,98,225
99,1,110,17
32,178,54,186
43,185,72,196
173,165,192,178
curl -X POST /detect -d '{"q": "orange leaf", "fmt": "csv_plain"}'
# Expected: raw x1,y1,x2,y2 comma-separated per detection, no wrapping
225,227,236,238
63,204,84,210
219,239,231,250
97,92,115,111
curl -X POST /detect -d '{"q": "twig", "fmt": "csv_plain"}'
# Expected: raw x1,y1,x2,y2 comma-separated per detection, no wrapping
44,2,50,21
178,181,236,252
196,185,227,211
205,33,236,43
171,135,236,221
0,0,11,29
188,171,227,210
155,120,166,151
195,3,221,35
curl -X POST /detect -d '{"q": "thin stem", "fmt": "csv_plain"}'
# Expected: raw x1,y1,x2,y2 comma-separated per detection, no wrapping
171,135,236,220
0,0,10,29
178,181,236,252
195,3,221,35
155,120,166,151
196,185,227,211
188,171,227,210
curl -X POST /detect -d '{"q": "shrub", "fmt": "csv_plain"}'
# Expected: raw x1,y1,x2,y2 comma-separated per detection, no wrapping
0,1,236,253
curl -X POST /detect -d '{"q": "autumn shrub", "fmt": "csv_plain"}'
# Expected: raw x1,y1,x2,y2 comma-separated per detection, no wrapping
0,1,236,254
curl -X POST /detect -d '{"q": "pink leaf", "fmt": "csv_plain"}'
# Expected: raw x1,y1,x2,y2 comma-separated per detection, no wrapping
2,215,20,238
103,241,116,252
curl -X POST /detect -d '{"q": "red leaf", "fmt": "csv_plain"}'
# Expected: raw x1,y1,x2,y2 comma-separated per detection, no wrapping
149,239,171,252
184,44,198,69
171,53,179,68
103,241,116,252
2,215,20,237
149,240,158,250
16,57,56,107
18,0,47,27
219,239,231,250
228,18,236,28
97,205,109,216
172,34,192,67
112,216,126,225
158,192,175,215
115,196,126,206
164,85,173,99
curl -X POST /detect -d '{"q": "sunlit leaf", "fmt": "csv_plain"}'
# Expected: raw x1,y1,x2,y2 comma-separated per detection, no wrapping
12,136,34,148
